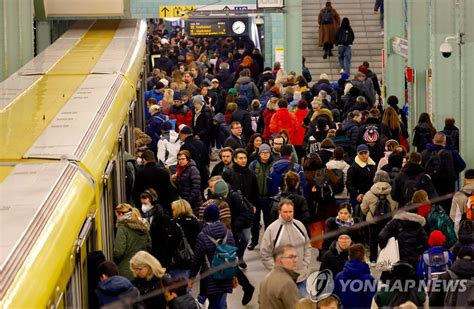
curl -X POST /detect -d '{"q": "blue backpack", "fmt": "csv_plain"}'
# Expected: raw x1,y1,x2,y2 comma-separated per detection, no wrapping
421,247,452,280
239,82,254,103
206,233,238,280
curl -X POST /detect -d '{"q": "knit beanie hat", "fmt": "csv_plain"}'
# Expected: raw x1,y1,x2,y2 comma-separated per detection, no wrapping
428,230,446,247
204,204,220,222
213,180,229,198
258,143,271,154
373,170,390,183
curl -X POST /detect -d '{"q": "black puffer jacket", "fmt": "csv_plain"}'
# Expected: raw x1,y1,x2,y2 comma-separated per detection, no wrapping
222,164,259,205
346,156,376,200
390,162,437,206
378,211,429,268
193,106,213,143
319,241,349,279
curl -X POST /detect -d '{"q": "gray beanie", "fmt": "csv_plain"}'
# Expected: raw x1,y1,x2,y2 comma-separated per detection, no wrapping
213,180,229,198
373,170,390,183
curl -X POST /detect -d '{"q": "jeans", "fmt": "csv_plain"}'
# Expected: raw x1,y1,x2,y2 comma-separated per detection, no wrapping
297,280,307,298
208,293,227,309
234,228,251,259
338,45,352,74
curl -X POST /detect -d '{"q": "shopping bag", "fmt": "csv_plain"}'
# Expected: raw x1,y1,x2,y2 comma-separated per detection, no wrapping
376,237,400,271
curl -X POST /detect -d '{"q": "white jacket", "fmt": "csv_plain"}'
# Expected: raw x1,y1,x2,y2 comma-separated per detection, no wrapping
157,130,181,168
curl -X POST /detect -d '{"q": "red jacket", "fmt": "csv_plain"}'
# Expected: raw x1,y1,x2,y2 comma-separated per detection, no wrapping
269,108,298,143
263,109,276,141
169,104,193,129
293,109,308,146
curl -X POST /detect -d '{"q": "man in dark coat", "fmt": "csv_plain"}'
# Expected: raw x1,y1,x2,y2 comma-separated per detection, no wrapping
391,152,437,206
231,96,254,139
216,62,235,91
192,95,213,148
133,149,174,214
421,132,466,213
209,78,227,114
224,121,247,150
179,126,210,190
346,144,376,207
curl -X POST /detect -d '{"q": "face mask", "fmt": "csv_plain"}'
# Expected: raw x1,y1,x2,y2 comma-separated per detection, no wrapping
141,204,153,213
137,158,143,165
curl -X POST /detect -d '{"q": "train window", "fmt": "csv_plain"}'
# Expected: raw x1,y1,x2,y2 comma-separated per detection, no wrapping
65,263,82,308
128,100,136,155
101,161,118,260
135,65,146,129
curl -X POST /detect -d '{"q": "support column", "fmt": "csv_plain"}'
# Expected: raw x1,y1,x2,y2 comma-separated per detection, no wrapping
284,0,302,74
35,21,52,54
384,0,405,106
407,0,430,129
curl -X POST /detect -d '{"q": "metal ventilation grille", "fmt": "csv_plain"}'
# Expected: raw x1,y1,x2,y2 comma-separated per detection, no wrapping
0,164,77,299
74,75,123,159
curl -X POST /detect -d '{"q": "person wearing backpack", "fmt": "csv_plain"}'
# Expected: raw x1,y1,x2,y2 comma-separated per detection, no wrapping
391,151,438,207
318,1,341,59
335,17,355,75
417,230,455,281
450,169,474,234
189,205,236,309
146,104,169,154
157,121,182,172
361,170,398,264
429,246,474,307
412,112,437,152
421,132,466,213
351,72,376,108
230,96,254,140
234,68,259,106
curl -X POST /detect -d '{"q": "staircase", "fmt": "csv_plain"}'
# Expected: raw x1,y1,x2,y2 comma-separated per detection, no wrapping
302,0,384,82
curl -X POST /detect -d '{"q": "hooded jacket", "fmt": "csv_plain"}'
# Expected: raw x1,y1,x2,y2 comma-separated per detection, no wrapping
269,108,298,143
169,103,193,128
113,219,151,280
361,181,398,222
333,259,376,308
379,211,429,268
157,130,181,168
259,265,300,309
235,76,259,99
95,276,141,307
260,216,312,283
231,96,254,138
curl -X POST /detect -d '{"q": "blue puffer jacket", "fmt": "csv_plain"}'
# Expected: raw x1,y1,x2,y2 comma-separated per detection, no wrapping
267,158,308,198
333,259,376,308
95,276,141,306
189,222,235,296
341,118,360,148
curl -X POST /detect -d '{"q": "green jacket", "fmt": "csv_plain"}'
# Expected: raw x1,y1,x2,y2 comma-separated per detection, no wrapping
249,158,273,197
113,219,151,280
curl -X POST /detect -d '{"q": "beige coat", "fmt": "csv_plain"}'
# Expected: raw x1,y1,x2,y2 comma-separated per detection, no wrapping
318,7,341,46
361,182,398,222
450,183,474,233
259,266,300,309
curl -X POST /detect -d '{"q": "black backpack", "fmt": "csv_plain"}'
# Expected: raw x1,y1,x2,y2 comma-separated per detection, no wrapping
229,190,254,228
424,149,455,185
403,173,426,204
372,193,392,217
321,9,334,24
313,168,334,202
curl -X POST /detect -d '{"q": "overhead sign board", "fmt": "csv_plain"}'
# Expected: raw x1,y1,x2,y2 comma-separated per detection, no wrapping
159,5,196,19
186,18,250,37
257,0,285,9
392,37,408,58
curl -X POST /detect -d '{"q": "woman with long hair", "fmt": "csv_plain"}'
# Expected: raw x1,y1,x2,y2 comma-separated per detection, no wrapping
171,69,186,92
114,203,151,280
246,133,264,163
412,112,437,152
262,97,279,140
130,251,172,309
381,106,409,144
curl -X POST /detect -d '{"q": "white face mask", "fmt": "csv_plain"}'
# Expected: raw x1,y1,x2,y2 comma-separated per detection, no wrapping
137,158,143,165
141,204,153,213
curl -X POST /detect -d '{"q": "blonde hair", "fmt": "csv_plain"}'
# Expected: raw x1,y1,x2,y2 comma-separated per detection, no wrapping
266,99,278,111
130,251,166,280
164,88,174,102
311,98,322,107
172,199,195,218
115,203,142,221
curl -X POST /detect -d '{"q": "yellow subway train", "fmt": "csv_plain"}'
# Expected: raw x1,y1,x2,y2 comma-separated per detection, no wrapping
0,19,147,308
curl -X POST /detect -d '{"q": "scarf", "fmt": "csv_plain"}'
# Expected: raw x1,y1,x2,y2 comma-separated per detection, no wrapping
335,216,354,227
176,162,190,177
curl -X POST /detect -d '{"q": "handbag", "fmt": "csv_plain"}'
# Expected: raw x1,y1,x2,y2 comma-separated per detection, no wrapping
170,222,194,268
376,237,400,271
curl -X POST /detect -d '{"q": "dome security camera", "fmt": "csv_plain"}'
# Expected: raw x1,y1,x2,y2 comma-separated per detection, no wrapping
440,42,453,58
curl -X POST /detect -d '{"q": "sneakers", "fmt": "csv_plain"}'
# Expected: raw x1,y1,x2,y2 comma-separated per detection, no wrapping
380,30,385,36
369,261,377,268
242,284,255,305
323,51,328,59
340,68,345,74
247,242,257,251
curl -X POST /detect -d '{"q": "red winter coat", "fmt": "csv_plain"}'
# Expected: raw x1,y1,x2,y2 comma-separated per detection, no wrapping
263,108,276,141
269,108,298,143
293,109,308,146
168,104,192,129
